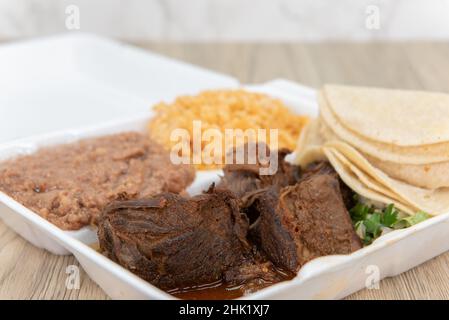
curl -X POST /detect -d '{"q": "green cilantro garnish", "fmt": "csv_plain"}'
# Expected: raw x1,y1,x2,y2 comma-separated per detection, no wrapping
381,204,399,227
394,211,430,228
349,202,373,223
349,201,428,246
363,212,382,238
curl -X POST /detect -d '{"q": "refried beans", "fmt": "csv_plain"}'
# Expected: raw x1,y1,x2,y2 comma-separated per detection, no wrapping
0,132,195,230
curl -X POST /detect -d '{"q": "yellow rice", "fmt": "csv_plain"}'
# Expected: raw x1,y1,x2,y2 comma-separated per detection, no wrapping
148,89,309,170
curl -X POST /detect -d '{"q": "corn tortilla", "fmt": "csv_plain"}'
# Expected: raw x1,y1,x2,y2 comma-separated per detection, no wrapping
324,84,449,146
326,140,449,215
319,92,449,164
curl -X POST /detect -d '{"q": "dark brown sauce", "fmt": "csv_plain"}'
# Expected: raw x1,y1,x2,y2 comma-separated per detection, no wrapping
170,269,294,300
90,242,293,300
170,281,245,300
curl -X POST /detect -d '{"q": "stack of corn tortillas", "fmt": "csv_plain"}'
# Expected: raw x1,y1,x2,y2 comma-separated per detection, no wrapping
295,84,449,216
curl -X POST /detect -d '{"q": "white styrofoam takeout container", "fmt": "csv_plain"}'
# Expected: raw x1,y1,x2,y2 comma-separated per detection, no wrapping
0,34,448,299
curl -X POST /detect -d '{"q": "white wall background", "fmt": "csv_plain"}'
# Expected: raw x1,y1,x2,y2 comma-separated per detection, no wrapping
0,0,448,41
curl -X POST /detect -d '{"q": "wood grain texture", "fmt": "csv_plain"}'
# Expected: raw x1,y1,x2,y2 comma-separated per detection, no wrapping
1,42,449,300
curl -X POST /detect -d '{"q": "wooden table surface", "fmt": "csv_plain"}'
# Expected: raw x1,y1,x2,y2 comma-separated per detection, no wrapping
1,42,449,300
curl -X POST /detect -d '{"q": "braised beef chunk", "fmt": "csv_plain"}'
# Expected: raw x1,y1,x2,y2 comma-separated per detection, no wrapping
98,187,252,290
223,249,293,294
250,189,299,272
303,161,356,209
220,143,301,223
98,152,362,298
252,163,362,273
221,143,301,198
302,161,336,178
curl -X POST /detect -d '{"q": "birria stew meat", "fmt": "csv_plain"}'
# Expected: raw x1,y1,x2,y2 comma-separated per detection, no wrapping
98,144,361,298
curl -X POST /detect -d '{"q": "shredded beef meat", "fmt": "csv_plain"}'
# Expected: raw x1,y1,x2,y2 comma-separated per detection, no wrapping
98,139,361,296
98,187,253,290
251,162,362,272
220,143,301,223
221,143,301,197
